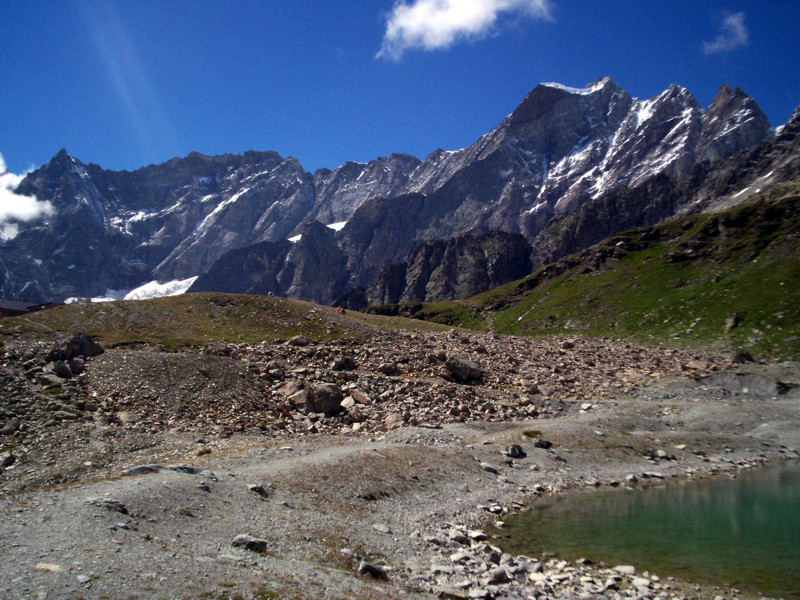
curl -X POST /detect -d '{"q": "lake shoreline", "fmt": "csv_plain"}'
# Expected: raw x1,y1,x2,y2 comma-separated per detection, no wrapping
1,360,799,599
487,461,800,599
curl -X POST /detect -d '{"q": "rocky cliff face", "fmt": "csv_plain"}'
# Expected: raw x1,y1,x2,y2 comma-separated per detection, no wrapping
309,153,422,225
530,101,800,268
333,79,772,288
337,233,532,309
0,78,776,303
399,79,770,235
189,221,348,305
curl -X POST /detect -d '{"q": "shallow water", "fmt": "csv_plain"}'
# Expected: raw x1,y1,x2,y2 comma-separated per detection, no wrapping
496,463,800,598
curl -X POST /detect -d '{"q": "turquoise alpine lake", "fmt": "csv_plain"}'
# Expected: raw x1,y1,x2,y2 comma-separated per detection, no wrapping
494,463,800,598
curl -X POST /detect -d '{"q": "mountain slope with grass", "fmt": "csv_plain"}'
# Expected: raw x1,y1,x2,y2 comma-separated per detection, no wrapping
406,186,800,360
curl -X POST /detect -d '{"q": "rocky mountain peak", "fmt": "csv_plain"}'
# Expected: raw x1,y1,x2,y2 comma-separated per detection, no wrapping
14,149,97,214
661,83,697,102
781,104,800,137
53,147,72,163
40,148,83,178
705,83,765,121
709,83,735,106
698,83,771,163
504,77,629,133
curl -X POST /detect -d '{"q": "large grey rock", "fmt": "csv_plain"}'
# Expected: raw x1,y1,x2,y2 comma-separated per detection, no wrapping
445,356,483,382
287,335,312,347
45,333,104,362
231,534,268,553
288,384,344,415
308,384,343,415
503,444,526,459
287,389,312,413
38,373,66,388
330,355,356,371
68,357,86,376
88,497,128,514
0,451,16,468
52,360,73,379
0,418,21,435
123,464,165,476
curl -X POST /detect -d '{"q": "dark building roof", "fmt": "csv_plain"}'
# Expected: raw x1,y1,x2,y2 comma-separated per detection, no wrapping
0,299,56,316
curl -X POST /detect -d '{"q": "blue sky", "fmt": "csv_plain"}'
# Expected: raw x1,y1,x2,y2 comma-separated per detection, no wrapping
1,1,798,176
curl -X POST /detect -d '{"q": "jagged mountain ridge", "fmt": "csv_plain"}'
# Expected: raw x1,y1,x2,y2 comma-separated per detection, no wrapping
530,102,800,268
1,78,773,303
335,100,800,303
204,96,799,309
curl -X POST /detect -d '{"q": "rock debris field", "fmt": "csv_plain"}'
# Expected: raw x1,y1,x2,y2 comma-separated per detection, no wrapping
1,326,799,600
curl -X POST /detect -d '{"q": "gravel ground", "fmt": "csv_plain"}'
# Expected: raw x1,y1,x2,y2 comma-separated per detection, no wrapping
1,331,799,599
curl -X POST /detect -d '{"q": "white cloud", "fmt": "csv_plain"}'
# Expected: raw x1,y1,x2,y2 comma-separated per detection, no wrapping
377,0,554,60
703,12,749,55
0,153,54,241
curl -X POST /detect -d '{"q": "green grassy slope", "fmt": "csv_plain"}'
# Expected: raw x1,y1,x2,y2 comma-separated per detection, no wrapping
414,191,800,360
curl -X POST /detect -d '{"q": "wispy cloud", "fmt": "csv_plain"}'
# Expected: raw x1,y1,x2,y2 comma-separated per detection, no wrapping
377,0,554,60
81,0,180,160
0,153,54,241
703,12,749,55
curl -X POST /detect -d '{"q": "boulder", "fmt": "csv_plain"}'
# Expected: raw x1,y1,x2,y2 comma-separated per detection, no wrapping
349,389,372,405
0,451,15,468
614,565,636,576
231,534,268,553
384,413,405,430
38,373,66,388
0,418,21,435
331,356,356,371
287,389,312,413
290,384,343,415
88,497,128,514
68,357,85,376
277,380,303,398
444,356,482,382
346,405,365,423
503,444,526,459
377,362,399,375
310,384,343,415
45,333,103,362
287,335,311,347
52,360,73,379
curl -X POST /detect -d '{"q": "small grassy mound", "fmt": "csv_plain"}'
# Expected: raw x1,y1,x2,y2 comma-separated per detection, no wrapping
0,292,452,350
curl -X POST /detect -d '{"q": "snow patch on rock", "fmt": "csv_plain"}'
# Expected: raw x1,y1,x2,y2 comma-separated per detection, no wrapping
124,277,199,300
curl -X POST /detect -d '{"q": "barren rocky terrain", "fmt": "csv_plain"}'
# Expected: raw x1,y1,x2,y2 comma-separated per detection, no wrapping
1,301,798,600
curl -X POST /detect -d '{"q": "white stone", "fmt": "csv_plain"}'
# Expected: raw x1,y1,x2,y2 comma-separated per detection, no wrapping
614,565,636,575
